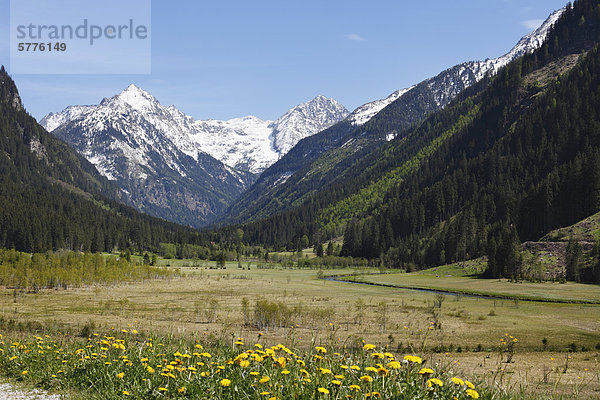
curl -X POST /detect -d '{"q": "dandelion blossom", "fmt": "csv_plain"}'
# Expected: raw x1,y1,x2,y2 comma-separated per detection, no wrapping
259,376,270,384
220,378,232,387
360,375,373,382
427,378,443,387
317,387,330,394
403,355,422,364
466,389,480,399
419,368,434,375
388,361,401,369
451,377,464,386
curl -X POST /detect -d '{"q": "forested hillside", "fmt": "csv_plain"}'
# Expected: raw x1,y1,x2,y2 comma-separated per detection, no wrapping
233,0,600,275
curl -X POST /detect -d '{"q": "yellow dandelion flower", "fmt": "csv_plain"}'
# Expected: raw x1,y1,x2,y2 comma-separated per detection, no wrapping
259,376,270,384
116,372,124,379
158,387,168,392
220,379,232,387
315,346,327,354
21,370,28,376
363,343,376,351
178,387,186,393
451,377,464,386
350,365,361,371
388,361,401,369
317,387,330,395
320,368,332,375
349,384,361,392
282,369,291,375
403,355,422,364
122,390,130,396
465,380,475,389
250,371,260,376
427,378,443,387
419,368,434,375
466,389,480,399
377,367,389,376
331,380,342,386
360,375,373,382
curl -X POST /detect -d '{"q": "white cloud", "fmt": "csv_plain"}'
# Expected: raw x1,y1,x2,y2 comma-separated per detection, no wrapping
344,33,365,42
522,19,543,30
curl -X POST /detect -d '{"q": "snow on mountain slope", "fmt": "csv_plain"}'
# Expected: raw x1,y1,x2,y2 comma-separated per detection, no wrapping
271,95,349,154
348,7,565,127
40,105,94,132
42,88,348,175
348,87,415,126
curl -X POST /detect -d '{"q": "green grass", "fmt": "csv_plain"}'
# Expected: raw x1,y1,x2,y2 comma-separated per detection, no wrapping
0,331,501,400
349,262,600,304
542,210,600,242
0,260,599,398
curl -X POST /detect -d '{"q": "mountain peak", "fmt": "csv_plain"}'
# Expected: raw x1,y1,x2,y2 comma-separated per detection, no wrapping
271,95,349,154
110,84,159,113
503,7,566,61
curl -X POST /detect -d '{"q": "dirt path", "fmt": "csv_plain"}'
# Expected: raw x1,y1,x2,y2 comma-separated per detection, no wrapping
0,383,62,400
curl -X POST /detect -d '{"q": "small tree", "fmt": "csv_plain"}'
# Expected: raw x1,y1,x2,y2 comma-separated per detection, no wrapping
316,243,324,257
326,241,334,256
377,301,388,333
355,298,366,326
565,236,582,282
216,252,226,269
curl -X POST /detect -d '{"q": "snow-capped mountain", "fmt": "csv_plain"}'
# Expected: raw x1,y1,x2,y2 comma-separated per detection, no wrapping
271,95,349,154
348,7,565,127
41,85,257,228
42,89,348,175
40,86,347,227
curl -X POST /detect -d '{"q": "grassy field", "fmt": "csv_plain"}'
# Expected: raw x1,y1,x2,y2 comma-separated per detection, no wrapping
0,261,599,398
347,261,600,303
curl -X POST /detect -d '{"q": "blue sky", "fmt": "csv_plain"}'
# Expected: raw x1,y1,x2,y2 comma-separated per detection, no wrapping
0,0,568,121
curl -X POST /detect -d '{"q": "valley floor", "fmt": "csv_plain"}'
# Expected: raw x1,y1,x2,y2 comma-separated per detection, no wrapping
1,261,599,398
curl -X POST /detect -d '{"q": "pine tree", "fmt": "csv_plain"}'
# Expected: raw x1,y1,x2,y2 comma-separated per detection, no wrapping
565,236,582,282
